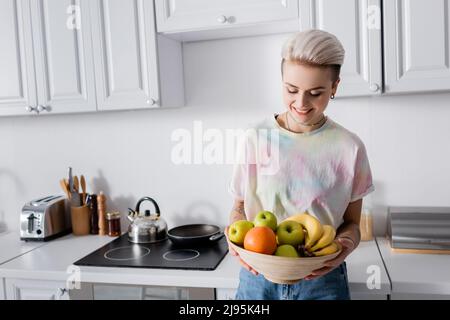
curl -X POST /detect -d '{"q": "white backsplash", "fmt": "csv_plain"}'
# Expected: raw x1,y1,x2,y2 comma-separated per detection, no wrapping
1,33,450,236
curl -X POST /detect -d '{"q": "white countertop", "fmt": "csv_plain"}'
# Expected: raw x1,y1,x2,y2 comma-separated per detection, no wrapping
346,239,391,295
377,237,450,295
0,233,390,295
0,231,46,265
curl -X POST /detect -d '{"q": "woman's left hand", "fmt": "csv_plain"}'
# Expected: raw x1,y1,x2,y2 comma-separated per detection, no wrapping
304,237,355,281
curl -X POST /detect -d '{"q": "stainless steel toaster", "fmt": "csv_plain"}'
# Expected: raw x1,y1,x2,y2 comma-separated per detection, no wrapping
20,195,72,241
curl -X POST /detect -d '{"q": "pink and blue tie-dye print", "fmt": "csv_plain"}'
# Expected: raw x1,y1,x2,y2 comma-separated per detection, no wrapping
228,114,375,229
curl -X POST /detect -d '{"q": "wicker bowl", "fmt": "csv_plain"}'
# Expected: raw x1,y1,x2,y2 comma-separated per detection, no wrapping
228,239,342,284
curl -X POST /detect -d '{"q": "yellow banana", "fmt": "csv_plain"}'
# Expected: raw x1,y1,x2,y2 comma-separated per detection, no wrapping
309,225,336,252
312,241,339,257
285,213,323,249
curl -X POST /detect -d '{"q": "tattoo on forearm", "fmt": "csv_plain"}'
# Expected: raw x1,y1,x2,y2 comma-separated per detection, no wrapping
230,203,246,223
233,204,245,214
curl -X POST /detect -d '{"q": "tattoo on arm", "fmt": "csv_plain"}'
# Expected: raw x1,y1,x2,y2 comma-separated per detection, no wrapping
230,202,246,223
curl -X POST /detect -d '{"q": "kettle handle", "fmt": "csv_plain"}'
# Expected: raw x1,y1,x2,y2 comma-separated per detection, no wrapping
135,197,161,217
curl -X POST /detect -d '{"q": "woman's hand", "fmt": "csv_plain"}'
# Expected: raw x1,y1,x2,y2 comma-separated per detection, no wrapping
225,227,259,276
304,237,355,280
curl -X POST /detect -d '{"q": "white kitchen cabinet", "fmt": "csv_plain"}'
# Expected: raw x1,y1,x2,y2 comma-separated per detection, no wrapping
300,0,383,97
390,293,450,300
384,0,450,94
155,0,300,41
215,287,237,300
0,278,5,300
5,278,69,300
93,283,189,300
350,292,388,300
0,0,95,116
90,0,184,110
29,0,97,115
0,0,183,116
91,283,214,300
0,0,37,116
215,288,389,300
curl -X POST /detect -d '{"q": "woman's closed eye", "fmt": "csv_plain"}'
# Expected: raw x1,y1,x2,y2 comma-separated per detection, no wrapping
287,89,322,97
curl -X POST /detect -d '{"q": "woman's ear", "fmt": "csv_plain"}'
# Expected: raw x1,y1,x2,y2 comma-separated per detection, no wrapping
332,78,341,95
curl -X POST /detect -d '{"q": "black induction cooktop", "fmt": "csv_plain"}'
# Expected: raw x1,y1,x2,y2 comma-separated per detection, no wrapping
74,234,229,271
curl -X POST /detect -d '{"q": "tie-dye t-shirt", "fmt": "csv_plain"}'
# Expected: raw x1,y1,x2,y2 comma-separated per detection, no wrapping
228,114,375,230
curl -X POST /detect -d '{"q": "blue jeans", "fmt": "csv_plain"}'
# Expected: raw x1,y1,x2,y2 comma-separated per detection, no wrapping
235,262,351,300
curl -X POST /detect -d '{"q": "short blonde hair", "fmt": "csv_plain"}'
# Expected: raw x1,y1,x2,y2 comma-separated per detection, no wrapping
281,29,345,82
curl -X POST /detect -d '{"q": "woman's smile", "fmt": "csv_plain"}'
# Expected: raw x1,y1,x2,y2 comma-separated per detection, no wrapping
290,107,314,118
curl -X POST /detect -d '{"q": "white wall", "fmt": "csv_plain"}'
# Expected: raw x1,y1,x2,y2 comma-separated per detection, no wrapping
1,33,450,236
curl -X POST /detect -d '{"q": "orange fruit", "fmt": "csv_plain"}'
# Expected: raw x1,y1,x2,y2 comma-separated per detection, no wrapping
243,226,277,255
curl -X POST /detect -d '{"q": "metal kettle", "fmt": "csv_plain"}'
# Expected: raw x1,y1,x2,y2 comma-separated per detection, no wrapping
127,197,168,244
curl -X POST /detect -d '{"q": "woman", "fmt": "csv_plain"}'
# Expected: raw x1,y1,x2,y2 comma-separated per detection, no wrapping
227,29,375,300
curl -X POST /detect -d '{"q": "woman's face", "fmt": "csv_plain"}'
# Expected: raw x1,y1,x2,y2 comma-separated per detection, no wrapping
282,61,339,125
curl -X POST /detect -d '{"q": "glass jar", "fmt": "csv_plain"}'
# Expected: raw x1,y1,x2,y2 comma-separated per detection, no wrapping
106,212,121,237
360,207,374,241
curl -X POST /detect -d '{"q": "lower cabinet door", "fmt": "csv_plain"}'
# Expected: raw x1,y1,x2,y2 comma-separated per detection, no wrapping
92,283,214,300
215,288,237,300
5,278,69,300
0,278,5,300
216,288,389,300
390,293,450,300
350,292,388,300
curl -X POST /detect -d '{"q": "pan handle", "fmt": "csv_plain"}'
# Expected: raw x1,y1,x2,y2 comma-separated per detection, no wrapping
209,231,224,242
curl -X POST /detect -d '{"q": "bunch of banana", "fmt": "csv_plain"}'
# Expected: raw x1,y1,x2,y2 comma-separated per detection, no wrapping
285,213,324,249
311,241,339,256
285,213,339,257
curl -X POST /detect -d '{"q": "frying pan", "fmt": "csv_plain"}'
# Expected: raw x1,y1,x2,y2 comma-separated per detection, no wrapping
167,224,225,247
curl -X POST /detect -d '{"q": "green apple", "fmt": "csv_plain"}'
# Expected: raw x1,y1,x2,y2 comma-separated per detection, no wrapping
253,211,277,231
276,220,304,247
228,220,254,246
275,244,299,257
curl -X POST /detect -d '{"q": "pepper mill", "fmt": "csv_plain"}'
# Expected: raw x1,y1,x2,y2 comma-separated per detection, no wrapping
97,192,107,236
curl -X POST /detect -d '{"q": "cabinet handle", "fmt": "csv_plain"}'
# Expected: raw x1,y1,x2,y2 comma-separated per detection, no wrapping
217,15,228,24
147,99,157,106
25,106,36,113
36,105,51,113
369,83,380,92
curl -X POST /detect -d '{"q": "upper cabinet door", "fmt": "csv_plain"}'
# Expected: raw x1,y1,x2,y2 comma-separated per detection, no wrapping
155,0,299,32
384,0,450,94
30,0,97,114
0,0,37,116
301,0,383,97
90,0,160,111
